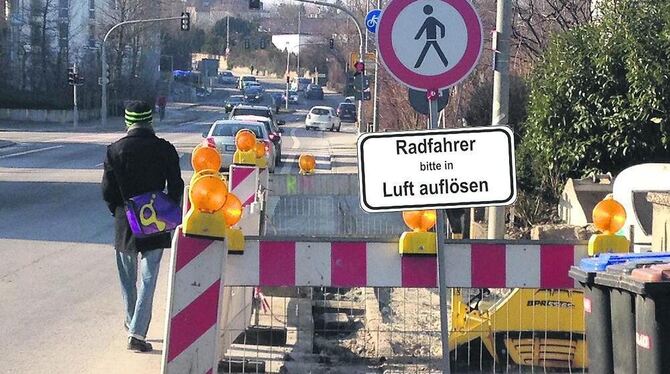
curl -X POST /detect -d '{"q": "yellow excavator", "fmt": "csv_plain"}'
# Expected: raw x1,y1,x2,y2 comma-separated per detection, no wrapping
449,287,587,371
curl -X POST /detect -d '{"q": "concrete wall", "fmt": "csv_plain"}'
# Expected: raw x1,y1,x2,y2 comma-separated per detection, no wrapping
0,108,98,123
648,192,670,252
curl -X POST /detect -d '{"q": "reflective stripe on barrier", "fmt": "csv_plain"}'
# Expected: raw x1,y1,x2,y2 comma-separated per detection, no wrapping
229,165,258,206
162,228,226,374
223,241,588,288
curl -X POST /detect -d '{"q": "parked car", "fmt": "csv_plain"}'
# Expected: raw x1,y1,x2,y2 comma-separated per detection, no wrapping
304,84,324,100
218,71,237,85
202,120,276,172
336,102,357,123
305,106,340,131
287,90,299,104
231,115,283,166
238,75,257,90
224,95,245,113
290,77,312,92
243,86,263,103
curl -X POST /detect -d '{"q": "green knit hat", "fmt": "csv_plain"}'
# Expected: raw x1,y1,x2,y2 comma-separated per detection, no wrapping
124,101,153,127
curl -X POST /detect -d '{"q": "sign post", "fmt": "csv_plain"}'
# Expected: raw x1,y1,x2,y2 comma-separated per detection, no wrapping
374,0,485,370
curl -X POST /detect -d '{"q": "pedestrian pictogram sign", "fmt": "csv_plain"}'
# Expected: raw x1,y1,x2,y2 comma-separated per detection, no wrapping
357,127,516,212
376,0,483,90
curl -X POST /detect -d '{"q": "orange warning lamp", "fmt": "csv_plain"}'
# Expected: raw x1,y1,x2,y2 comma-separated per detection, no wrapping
183,172,229,240
402,210,437,232
233,130,258,165
399,210,437,256
592,196,626,234
255,141,268,169
191,145,221,172
221,193,245,253
588,195,630,256
299,154,316,175
189,174,228,213
254,141,266,158
221,193,243,226
235,129,256,152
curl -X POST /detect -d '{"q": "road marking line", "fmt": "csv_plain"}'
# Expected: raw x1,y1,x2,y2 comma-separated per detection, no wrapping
0,145,63,159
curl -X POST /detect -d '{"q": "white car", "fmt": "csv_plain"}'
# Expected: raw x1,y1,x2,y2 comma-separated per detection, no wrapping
305,106,341,132
203,120,276,172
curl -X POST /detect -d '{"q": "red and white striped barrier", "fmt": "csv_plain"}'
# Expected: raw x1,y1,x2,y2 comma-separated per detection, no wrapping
162,228,228,374
229,165,258,207
223,241,588,289
162,236,587,373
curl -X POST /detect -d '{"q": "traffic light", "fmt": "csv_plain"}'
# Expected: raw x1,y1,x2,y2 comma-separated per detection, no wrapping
244,39,250,49
259,38,266,49
181,12,190,31
68,67,75,85
249,0,261,9
286,75,290,84
329,38,334,49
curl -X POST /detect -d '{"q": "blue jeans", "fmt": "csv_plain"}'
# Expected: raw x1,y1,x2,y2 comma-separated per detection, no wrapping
116,249,163,340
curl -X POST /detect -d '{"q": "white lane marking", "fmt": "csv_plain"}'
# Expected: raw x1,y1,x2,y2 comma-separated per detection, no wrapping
0,145,63,159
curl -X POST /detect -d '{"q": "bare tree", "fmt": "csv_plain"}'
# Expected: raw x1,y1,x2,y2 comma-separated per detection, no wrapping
512,0,593,63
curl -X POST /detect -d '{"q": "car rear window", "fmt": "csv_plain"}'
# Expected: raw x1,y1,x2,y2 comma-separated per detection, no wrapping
311,108,330,115
339,104,356,111
221,72,233,77
232,108,272,117
242,76,256,81
212,123,263,138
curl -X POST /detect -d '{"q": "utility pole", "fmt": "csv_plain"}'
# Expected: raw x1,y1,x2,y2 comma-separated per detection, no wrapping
225,15,230,58
285,43,290,111
365,0,369,53
297,9,301,76
488,0,511,239
372,0,381,132
73,63,79,129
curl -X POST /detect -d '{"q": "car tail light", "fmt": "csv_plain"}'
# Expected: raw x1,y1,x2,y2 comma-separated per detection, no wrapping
264,141,271,153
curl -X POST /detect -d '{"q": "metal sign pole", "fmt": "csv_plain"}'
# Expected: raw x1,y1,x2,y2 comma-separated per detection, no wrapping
429,95,451,373
73,63,79,129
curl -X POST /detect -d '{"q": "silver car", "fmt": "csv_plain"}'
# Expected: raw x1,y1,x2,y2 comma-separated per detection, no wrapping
203,120,276,173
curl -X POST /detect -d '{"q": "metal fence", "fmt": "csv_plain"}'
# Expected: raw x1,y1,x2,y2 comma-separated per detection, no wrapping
217,286,587,373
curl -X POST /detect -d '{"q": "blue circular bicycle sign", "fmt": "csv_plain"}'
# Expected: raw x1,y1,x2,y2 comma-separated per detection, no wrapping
366,9,382,33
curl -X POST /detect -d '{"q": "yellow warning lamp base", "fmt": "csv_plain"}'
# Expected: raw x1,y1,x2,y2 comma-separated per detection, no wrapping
399,231,437,256
225,227,245,254
299,169,314,176
183,208,227,240
588,233,630,256
233,150,257,166
255,156,268,169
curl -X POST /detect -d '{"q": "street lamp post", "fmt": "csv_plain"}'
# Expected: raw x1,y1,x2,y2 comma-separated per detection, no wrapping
290,0,365,130
101,15,186,127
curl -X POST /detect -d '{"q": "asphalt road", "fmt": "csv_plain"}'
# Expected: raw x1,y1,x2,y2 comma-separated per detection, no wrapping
0,77,357,373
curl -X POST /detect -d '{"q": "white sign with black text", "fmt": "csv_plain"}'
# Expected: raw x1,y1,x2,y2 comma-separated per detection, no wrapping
357,127,516,212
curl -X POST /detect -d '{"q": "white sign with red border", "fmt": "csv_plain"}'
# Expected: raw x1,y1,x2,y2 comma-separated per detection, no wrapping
376,0,483,90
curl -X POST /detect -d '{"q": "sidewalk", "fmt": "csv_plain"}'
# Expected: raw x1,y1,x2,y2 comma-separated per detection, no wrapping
0,103,202,133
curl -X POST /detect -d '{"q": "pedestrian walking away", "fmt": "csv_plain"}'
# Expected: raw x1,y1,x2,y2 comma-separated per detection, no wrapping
414,5,449,69
157,95,167,121
101,101,184,353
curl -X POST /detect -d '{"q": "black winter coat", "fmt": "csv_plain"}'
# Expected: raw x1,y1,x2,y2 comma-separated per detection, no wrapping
101,127,184,253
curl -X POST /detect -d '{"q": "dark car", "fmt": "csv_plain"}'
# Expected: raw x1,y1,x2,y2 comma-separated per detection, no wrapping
304,84,324,100
336,102,357,123
224,95,245,112
243,86,263,103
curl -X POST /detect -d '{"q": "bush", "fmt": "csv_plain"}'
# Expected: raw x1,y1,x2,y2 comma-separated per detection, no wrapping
521,0,670,202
